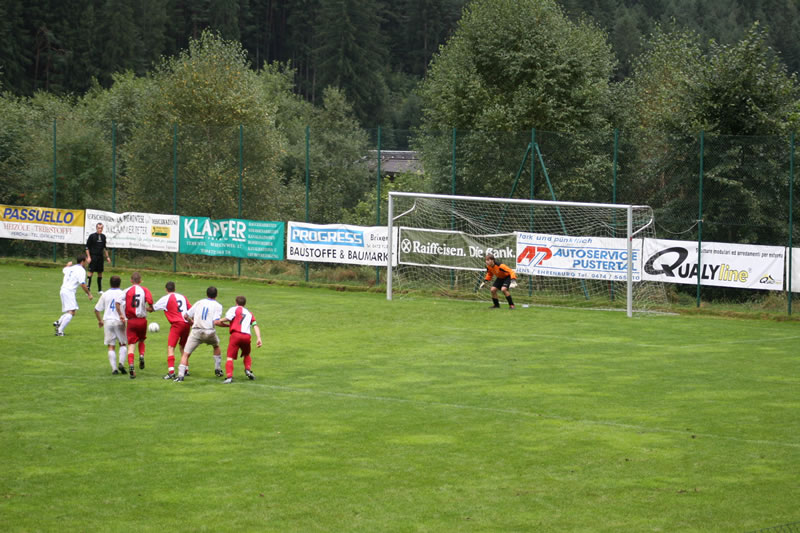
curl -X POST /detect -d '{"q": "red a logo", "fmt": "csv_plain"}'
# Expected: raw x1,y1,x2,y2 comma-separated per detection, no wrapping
517,246,553,266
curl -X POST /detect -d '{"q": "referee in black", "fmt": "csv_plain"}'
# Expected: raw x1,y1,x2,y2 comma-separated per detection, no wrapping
85,222,111,293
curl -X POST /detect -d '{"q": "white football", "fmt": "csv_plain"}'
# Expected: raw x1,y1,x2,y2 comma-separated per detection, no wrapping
148,322,160,333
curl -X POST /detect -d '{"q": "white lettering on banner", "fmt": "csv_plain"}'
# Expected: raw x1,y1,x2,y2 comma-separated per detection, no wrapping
183,218,246,241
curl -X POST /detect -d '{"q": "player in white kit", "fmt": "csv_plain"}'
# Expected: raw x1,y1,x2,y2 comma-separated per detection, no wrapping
174,286,224,382
93,275,128,375
53,256,93,336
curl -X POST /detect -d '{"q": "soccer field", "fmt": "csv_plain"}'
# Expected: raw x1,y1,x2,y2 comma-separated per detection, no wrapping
1,261,798,532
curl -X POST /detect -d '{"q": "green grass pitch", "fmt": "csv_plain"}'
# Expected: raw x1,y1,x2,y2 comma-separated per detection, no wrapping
0,261,798,532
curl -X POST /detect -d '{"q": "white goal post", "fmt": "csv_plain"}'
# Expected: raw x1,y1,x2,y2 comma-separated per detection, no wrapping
386,192,666,317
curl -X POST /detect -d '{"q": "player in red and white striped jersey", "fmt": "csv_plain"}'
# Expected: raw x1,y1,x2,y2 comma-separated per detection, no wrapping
153,281,192,380
219,295,263,384
116,272,154,378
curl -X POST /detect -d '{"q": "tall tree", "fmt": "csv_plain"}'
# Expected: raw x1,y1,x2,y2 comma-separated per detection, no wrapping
313,0,389,125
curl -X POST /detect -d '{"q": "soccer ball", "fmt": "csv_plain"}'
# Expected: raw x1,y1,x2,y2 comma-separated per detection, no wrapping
148,322,160,333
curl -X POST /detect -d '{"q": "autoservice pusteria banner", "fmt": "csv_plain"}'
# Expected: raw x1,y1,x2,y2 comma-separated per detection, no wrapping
515,232,641,281
0,205,85,244
86,209,180,252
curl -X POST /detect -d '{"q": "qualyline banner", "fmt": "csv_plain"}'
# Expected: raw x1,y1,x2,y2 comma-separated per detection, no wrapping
86,209,180,252
287,221,397,266
515,232,641,281
180,217,284,260
0,205,85,244
642,239,784,291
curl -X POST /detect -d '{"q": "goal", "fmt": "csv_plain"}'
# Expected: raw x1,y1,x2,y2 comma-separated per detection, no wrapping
386,192,668,316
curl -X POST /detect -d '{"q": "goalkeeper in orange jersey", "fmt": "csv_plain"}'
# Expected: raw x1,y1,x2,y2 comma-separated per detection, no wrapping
479,253,517,309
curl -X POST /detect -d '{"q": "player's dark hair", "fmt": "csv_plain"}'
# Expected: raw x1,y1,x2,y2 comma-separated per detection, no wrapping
165,281,175,292
77,255,86,264
110,275,121,288
236,295,246,306
131,272,142,284
485,253,496,263
207,286,217,298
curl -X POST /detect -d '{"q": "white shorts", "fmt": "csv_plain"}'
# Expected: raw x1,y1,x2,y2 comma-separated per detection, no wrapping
60,290,78,313
103,321,127,346
184,329,220,355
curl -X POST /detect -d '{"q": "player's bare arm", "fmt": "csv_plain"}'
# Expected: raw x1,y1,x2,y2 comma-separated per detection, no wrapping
254,324,263,348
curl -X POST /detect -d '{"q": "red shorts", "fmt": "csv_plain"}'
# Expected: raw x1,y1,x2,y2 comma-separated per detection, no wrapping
127,317,148,344
226,332,252,360
168,321,191,348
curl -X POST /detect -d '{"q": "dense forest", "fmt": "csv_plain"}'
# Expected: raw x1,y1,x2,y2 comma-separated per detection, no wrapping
1,0,799,127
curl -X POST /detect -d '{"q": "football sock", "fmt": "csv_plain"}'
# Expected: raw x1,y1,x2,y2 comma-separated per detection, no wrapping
214,355,222,370
86,276,92,290
178,364,187,378
167,354,175,373
506,295,514,306
244,355,252,371
119,346,128,365
492,298,500,307
97,277,103,292
138,341,145,355
128,350,135,365
226,359,234,378
108,349,117,370
58,313,73,332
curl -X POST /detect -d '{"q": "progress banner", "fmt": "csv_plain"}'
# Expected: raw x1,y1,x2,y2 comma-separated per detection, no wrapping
85,209,179,252
287,221,397,266
0,205,85,244
642,239,784,290
515,232,641,281
180,217,284,260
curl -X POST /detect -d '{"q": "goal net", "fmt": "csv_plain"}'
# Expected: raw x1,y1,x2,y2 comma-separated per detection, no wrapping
386,192,668,316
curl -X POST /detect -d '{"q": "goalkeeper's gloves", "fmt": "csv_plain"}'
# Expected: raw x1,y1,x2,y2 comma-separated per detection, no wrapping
479,282,485,289
509,280,518,289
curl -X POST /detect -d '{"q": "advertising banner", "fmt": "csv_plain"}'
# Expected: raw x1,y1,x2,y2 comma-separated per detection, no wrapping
287,221,396,266
0,205,85,244
85,209,179,252
642,239,784,290
515,232,641,281
181,217,284,260
397,228,516,270
787,249,800,293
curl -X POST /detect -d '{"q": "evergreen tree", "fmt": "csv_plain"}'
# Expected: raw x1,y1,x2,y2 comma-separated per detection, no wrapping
313,0,388,125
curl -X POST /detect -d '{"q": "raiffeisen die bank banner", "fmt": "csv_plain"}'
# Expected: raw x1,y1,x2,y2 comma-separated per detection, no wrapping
287,221,397,266
515,232,642,281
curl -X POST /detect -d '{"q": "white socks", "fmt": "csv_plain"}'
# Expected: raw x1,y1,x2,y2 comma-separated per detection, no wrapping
58,313,73,333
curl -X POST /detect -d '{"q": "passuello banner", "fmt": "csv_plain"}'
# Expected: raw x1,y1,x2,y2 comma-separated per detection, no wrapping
0,205,85,244
180,217,284,260
515,232,641,281
397,228,516,270
287,221,397,266
86,209,179,252
642,239,784,291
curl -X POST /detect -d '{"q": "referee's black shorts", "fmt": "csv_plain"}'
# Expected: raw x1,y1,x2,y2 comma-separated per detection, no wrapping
88,255,105,273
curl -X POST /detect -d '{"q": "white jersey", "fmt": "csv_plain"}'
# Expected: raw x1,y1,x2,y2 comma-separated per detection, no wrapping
61,264,87,293
225,305,257,335
186,298,223,330
94,288,125,323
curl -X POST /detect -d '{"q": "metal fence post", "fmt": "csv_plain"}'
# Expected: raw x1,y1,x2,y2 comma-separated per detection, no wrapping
52,118,57,262
172,123,178,273
111,120,117,266
696,131,705,308
376,126,382,285
789,132,795,315
238,124,243,277
304,125,310,282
